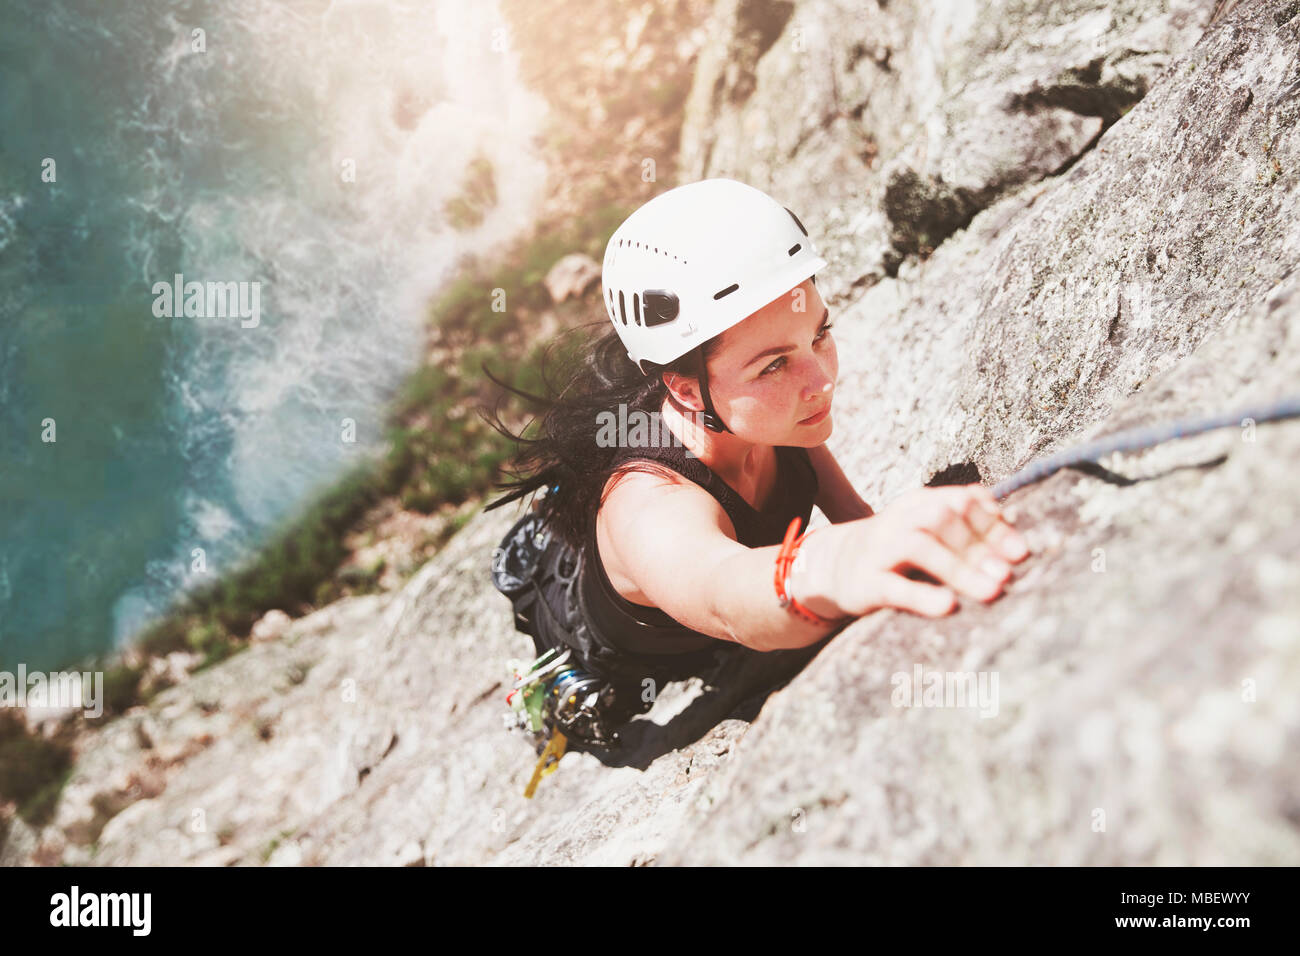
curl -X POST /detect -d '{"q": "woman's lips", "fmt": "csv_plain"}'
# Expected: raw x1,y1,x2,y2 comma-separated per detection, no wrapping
800,406,830,425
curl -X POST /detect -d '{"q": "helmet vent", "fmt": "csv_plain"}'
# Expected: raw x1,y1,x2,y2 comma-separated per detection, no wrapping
633,291,641,326
788,243,801,256
617,237,684,261
618,290,627,325
713,283,739,300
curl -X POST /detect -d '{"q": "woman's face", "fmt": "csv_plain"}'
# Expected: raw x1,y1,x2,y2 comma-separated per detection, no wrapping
703,277,838,445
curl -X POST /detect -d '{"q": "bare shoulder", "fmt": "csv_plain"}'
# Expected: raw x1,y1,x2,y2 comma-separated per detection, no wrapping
599,459,737,540
595,459,742,615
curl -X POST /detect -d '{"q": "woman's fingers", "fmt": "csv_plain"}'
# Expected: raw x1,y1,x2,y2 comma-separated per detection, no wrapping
898,487,1012,586
878,573,956,618
973,507,1030,563
924,500,975,552
949,485,1030,563
896,530,1005,602
918,496,1012,584
850,484,1032,619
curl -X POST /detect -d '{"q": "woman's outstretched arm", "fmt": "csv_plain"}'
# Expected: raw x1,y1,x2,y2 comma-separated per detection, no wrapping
602,473,1029,653
599,471,844,652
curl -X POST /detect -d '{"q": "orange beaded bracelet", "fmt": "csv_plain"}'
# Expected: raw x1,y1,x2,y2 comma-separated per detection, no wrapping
774,516,849,627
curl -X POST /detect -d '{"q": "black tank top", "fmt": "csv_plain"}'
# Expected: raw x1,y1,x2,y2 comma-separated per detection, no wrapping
575,441,820,662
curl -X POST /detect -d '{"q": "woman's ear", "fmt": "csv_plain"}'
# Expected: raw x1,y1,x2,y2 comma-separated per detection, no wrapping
662,371,703,412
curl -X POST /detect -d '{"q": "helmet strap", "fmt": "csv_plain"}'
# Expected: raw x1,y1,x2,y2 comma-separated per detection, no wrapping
694,345,731,434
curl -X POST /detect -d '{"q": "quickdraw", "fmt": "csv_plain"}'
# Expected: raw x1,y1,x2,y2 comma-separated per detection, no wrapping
523,730,566,799
503,646,634,797
504,648,569,798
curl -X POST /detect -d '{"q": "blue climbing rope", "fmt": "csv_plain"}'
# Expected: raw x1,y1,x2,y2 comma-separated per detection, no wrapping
991,392,1300,500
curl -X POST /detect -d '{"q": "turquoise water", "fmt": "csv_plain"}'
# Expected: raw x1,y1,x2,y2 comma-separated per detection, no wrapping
0,0,547,671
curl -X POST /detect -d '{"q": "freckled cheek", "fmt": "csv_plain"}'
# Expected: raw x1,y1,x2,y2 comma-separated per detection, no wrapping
740,378,791,417
744,379,782,402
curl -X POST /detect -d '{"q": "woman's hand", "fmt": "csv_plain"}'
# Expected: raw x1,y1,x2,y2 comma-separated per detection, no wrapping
790,484,1030,619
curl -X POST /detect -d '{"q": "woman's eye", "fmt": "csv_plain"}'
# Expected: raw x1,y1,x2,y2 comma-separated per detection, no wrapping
758,323,833,378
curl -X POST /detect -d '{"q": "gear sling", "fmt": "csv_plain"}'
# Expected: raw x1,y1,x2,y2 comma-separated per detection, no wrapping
490,479,733,748
490,439,821,745
490,497,656,749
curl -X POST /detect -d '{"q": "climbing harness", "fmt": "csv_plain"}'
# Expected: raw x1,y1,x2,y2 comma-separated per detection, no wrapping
502,643,635,797
991,392,1300,500
494,484,646,796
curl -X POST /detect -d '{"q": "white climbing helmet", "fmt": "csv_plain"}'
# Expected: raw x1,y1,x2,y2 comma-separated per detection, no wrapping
601,178,828,376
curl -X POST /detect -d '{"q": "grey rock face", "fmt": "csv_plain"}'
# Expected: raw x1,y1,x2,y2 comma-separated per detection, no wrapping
7,0,1299,866
681,0,1218,290
543,252,602,303
659,0,1300,865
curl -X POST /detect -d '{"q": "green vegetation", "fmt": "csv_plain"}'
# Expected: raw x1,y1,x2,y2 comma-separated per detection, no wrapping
649,74,692,116
260,828,296,863
100,662,146,717
0,711,74,826
315,555,387,607
604,72,692,127
444,155,499,231
430,201,630,326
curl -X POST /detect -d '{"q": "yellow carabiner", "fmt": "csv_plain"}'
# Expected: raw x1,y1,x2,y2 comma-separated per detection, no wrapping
523,730,567,799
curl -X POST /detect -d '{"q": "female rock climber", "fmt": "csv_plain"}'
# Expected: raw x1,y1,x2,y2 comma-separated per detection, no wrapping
483,178,1030,751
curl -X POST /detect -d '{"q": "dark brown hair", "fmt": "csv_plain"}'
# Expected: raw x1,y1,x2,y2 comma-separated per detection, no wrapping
480,320,725,551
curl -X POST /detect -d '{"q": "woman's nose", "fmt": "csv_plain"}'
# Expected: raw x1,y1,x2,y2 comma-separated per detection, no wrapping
802,362,835,402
